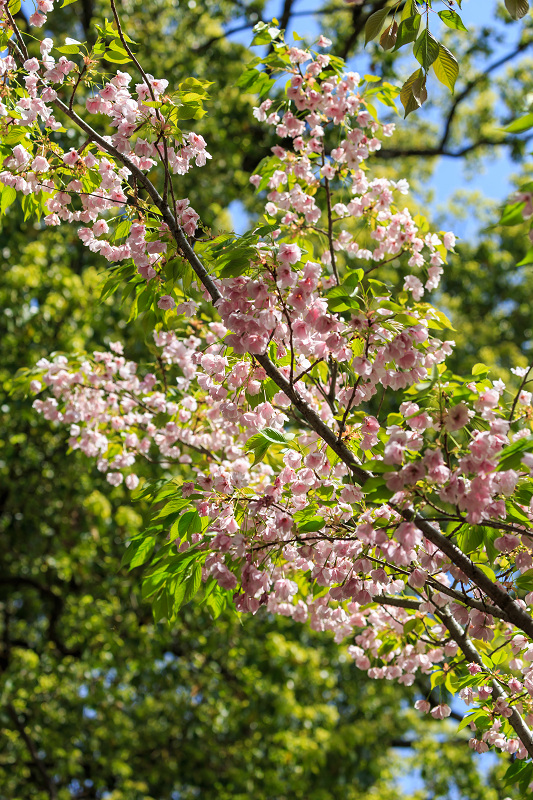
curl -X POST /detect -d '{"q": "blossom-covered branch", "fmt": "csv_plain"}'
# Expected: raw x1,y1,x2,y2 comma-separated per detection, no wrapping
3,0,533,780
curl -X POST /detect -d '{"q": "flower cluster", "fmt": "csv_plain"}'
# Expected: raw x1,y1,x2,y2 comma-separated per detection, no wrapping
0,19,209,285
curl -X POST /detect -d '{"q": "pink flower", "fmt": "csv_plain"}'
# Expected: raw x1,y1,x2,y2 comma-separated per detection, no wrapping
494,534,520,553
408,568,428,589
93,219,109,237
29,11,45,26
125,474,140,490
430,704,451,719
13,144,31,167
443,403,471,431
403,274,424,300
157,295,176,311
320,163,336,180
443,232,456,250
111,71,132,87
474,389,499,412
24,58,40,72
414,700,430,713
277,243,301,265
63,149,80,166
40,38,53,56
31,156,50,172
106,472,124,487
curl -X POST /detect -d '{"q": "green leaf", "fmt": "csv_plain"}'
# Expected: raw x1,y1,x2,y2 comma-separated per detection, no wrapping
413,29,440,71
491,648,507,666
400,68,427,118
105,53,132,64
365,7,390,45
455,525,484,554
245,427,290,467
1,186,17,215
298,517,326,533
504,113,533,133
517,247,533,266
504,0,530,20
61,0,78,6
2,128,30,146
400,0,416,21
393,14,421,50
261,427,290,444
109,40,130,56
121,535,156,569
141,571,168,600
499,200,527,226
363,476,393,504
433,44,459,92
293,508,318,528
438,9,468,31
477,564,496,582
483,529,500,566
457,711,480,732
497,435,533,471
471,362,489,377
403,618,417,635
181,563,203,607
247,438,270,466
152,589,170,622
504,760,533,793
178,509,202,539
430,670,446,689
56,44,81,54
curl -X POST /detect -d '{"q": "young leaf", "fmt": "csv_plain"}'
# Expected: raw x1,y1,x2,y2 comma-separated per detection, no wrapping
298,517,326,533
380,21,398,51
181,563,203,607
517,247,533,266
504,0,530,20
500,200,528,226
1,186,17,215
413,29,440,71
504,113,533,133
394,14,421,50
438,9,468,31
400,0,416,21
455,525,484,554
365,8,390,45
400,68,427,118
178,509,202,539
433,44,459,92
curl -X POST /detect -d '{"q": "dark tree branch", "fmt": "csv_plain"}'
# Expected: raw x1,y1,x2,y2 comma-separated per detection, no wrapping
278,0,296,36
0,575,82,657
375,135,533,160
377,39,533,161
340,0,391,61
